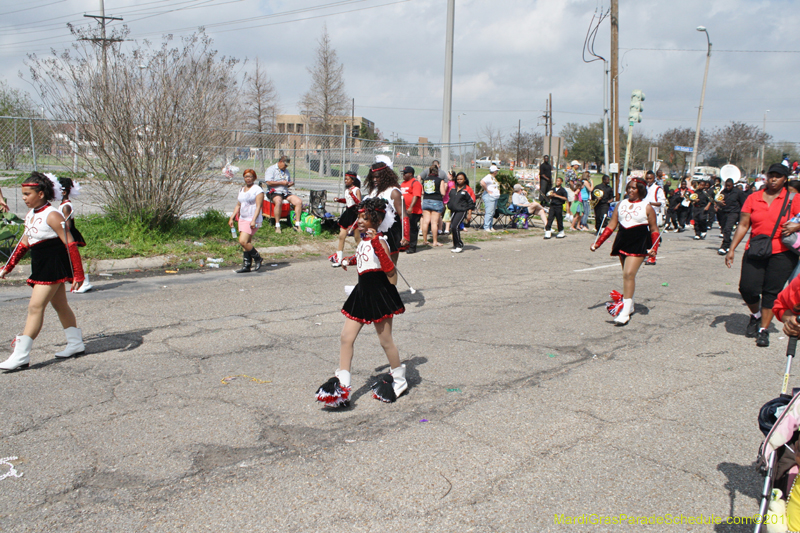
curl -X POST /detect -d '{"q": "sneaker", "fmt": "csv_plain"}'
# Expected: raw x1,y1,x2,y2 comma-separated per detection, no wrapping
756,328,770,347
406,247,416,254
452,247,463,253
677,228,685,233
556,231,565,239
485,228,496,233
693,235,701,240
275,225,282,234
544,230,552,239
700,232,707,240
718,248,727,256
746,315,760,338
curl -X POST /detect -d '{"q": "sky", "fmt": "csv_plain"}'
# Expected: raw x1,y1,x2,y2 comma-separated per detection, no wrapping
1,0,799,146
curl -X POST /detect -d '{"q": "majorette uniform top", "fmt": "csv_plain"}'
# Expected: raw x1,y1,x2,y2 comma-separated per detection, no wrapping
344,186,359,208
341,234,405,324
611,199,652,257
337,186,361,229
356,235,388,274
616,198,649,228
26,204,61,245
58,199,86,246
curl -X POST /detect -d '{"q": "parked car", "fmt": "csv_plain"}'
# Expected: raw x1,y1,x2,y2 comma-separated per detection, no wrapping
475,157,501,168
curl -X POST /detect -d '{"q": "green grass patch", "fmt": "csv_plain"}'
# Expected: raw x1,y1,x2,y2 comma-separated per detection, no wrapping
77,210,338,263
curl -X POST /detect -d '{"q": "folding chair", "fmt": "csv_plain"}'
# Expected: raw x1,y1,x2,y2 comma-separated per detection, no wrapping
494,194,517,228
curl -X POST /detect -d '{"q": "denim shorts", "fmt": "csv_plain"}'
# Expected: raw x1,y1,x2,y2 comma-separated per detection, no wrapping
422,199,445,213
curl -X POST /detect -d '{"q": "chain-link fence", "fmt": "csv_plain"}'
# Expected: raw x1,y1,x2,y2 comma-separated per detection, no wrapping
0,116,479,196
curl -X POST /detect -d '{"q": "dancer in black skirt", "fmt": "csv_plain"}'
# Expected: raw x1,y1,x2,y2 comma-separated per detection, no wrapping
329,171,361,267
363,162,406,262
0,172,86,371
590,178,660,325
315,197,407,407
57,176,93,293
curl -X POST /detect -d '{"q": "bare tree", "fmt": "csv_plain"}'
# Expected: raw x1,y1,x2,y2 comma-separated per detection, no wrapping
299,26,348,138
506,129,543,165
657,127,709,176
710,121,771,167
242,57,279,170
27,28,241,228
479,124,503,157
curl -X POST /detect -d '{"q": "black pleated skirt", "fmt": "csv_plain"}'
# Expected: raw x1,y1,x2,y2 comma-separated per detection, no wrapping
338,205,358,230
69,222,86,247
611,224,651,257
28,238,73,287
386,218,402,253
342,271,405,324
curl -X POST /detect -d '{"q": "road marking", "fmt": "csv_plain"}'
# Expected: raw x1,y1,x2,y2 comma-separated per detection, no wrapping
573,264,618,272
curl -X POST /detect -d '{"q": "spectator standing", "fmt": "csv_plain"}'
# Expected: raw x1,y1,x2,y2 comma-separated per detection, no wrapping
480,165,501,232
544,176,568,239
264,156,303,233
725,163,800,347
570,180,588,231
539,155,552,202
419,165,448,247
400,166,422,254
228,169,264,273
446,172,475,253
716,178,745,255
580,171,594,229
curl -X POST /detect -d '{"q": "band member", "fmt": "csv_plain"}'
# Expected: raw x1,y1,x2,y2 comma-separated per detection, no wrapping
315,198,407,407
691,180,711,240
592,174,614,232
0,172,86,371
644,170,666,265
329,171,362,267
544,177,568,239
590,178,660,325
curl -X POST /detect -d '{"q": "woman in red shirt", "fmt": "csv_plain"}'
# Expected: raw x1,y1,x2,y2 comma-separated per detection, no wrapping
725,163,800,347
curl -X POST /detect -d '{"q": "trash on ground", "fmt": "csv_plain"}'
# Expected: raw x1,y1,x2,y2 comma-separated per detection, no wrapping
0,457,23,481
547,353,557,358
207,258,223,263
446,388,462,393
165,270,178,274
661,282,669,286
198,259,205,267
98,273,112,277
271,264,278,267
193,241,204,246
221,374,271,385
420,419,429,423
208,264,219,268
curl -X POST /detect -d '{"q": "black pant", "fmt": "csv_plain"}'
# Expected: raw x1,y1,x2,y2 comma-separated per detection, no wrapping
693,207,708,235
545,204,564,232
539,178,552,206
450,210,467,248
720,210,739,250
407,213,421,250
739,251,798,310
594,203,610,232
666,208,678,228
677,206,690,228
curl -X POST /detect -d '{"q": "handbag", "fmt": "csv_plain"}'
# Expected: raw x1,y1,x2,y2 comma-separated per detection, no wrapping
748,192,792,260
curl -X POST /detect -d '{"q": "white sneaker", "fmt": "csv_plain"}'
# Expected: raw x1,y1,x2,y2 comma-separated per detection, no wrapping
452,247,463,253
556,231,565,238
544,230,552,239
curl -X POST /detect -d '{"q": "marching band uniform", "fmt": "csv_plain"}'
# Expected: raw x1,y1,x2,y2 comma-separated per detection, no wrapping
692,188,711,239
341,234,405,325
336,184,361,230
593,182,614,232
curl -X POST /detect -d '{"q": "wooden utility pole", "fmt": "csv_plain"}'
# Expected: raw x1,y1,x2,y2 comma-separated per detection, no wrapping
516,119,521,165
82,0,122,87
610,0,619,198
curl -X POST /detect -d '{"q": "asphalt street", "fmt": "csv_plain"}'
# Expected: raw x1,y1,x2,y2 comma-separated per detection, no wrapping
0,226,781,532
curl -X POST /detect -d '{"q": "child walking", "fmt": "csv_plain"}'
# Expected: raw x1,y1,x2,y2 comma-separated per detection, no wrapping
315,197,407,407
0,172,86,371
329,171,361,267
58,176,93,292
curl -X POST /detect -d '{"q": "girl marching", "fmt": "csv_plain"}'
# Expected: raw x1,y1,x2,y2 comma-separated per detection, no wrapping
315,197,407,407
329,170,361,267
0,172,86,371
590,178,660,325
58,176,93,293
362,161,406,261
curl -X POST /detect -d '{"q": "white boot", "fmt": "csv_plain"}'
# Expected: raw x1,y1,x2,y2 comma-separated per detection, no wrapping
614,298,633,325
55,327,85,358
75,274,93,293
390,364,408,398
334,368,351,388
0,335,32,371
630,297,635,315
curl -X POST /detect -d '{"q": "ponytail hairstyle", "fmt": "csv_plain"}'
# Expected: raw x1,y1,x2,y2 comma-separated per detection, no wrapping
22,171,57,201
59,177,75,197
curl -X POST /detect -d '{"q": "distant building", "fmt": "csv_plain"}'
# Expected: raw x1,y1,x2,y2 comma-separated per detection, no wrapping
275,114,375,149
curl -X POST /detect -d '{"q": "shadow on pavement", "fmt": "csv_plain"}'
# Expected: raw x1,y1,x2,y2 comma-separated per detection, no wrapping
338,356,429,408
711,291,743,300
710,314,749,336
716,461,762,531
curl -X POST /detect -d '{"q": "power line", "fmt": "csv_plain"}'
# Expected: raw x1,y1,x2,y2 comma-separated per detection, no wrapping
621,47,800,53
0,0,67,17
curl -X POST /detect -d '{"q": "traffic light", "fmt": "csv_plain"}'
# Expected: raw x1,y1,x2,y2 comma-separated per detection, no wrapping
629,90,645,124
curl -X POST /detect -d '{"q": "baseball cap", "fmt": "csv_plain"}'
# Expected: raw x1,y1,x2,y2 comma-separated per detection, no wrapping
489,165,498,173
768,163,790,177
402,166,415,175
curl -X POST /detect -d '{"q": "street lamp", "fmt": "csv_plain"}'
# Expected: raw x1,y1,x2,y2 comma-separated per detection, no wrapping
760,110,770,174
458,113,465,170
689,26,711,178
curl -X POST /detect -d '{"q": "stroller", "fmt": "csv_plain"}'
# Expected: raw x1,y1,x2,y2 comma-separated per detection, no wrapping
756,337,800,532
307,190,337,230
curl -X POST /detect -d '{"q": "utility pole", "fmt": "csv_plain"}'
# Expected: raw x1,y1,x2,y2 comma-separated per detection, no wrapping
610,0,619,198
517,119,521,166
689,26,712,178
760,110,769,174
82,0,122,86
440,0,455,171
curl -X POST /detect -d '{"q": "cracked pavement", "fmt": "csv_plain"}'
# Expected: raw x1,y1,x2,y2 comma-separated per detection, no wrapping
0,228,777,532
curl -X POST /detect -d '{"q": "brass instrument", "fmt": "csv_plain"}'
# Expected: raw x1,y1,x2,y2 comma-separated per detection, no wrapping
715,192,724,202
590,188,603,208
689,193,699,202
683,190,692,200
